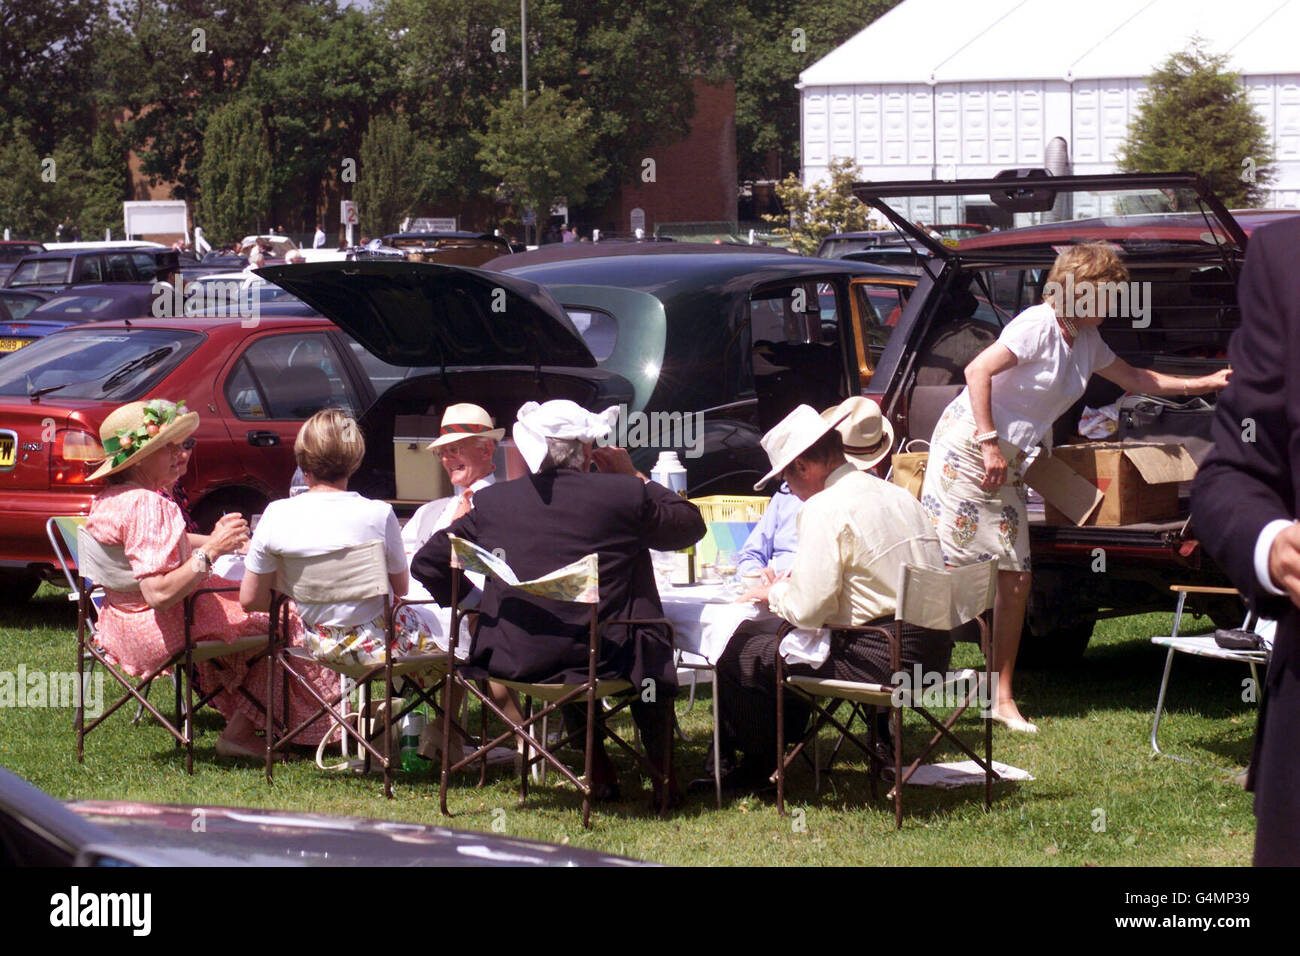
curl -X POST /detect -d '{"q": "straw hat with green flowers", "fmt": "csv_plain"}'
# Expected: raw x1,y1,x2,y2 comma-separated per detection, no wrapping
88,399,200,482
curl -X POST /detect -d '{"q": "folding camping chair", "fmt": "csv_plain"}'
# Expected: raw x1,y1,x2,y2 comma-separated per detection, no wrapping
263,539,466,799
71,524,267,772
438,535,675,829
1150,585,1271,772
775,559,999,828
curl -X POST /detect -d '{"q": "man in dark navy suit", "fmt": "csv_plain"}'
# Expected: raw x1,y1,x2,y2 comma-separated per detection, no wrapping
413,400,704,804
1193,215,1300,866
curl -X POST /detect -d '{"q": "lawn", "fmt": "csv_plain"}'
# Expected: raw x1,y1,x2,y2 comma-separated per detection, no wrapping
0,583,1257,866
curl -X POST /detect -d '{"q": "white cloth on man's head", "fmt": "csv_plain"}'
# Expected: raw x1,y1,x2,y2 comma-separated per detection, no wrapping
511,399,621,473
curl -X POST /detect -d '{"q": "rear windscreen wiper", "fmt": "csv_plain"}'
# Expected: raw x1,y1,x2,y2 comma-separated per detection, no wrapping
99,347,173,393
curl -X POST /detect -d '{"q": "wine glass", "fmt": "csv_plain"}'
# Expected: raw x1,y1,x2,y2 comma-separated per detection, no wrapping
716,550,740,595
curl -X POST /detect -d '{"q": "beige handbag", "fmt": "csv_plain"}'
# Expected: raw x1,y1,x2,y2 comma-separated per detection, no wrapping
890,439,930,499
314,696,403,772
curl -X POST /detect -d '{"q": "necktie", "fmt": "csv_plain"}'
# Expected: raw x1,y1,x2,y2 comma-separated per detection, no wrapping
451,488,473,522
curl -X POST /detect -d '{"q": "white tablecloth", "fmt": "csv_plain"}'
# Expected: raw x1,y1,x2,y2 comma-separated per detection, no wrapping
658,583,772,665
217,556,762,666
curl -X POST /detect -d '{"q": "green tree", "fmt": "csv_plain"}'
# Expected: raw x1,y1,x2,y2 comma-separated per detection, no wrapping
0,129,53,238
246,6,403,228
354,113,433,236
95,0,334,202
473,87,607,240
196,100,273,245
382,0,733,213
731,1,899,181
0,0,107,156
1118,39,1274,208
75,125,131,239
762,156,871,255
378,0,520,209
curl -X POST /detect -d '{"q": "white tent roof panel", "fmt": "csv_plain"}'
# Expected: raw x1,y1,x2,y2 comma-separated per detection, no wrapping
800,0,1300,86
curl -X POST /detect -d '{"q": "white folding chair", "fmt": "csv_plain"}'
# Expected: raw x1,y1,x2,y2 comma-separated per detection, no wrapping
776,559,1000,828
264,539,461,798
1150,585,1271,772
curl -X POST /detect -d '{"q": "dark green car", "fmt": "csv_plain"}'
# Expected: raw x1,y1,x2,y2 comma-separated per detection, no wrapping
263,248,905,497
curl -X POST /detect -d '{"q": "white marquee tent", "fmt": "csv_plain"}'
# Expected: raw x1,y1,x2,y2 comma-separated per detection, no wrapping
799,0,1300,207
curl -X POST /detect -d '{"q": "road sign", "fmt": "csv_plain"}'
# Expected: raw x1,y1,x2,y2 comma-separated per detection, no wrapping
340,201,358,226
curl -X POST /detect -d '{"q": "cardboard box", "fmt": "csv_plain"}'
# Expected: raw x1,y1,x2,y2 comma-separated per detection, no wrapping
1025,441,1198,527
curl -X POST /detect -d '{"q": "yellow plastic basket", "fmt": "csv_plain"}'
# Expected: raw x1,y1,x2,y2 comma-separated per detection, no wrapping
688,495,770,524
688,495,770,565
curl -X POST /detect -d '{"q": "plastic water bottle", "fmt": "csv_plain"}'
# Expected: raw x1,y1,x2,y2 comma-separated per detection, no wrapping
289,466,308,497
399,705,430,773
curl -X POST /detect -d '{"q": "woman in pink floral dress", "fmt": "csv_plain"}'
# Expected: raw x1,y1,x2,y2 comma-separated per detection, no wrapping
85,398,337,758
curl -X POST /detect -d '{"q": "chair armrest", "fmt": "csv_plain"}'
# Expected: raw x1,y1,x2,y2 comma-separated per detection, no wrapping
189,584,240,600
1169,585,1239,596
832,624,896,642
184,583,241,621
394,596,447,610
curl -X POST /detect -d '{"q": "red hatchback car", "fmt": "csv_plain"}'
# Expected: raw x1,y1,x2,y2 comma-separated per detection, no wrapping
0,314,391,602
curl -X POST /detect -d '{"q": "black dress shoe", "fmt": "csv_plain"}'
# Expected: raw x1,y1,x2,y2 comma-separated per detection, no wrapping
589,780,622,802
691,759,776,796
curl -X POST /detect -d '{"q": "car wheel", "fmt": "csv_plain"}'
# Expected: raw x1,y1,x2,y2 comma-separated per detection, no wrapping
0,569,42,604
1017,618,1094,668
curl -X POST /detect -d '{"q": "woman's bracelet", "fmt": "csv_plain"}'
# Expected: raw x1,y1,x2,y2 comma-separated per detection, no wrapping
972,429,999,446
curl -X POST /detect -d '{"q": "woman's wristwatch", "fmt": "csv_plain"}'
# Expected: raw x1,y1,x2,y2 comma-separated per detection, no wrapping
972,429,1000,446
191,548,213,575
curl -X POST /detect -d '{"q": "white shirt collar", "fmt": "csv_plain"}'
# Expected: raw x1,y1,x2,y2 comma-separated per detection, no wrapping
454,474,496,496
822,462,859,492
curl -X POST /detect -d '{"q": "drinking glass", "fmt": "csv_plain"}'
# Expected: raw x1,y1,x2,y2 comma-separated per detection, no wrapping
716,550,740,595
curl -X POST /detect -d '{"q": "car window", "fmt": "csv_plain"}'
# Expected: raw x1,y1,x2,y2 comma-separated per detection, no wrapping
34,294,117,315
0,294,42,319
748,278,846,416
131,253,160,282
748,280,836,345
855,283,906,345
343,339,439,400
227,332,360,420
104,253,135,282
565,308,617,361
74,257,104,284
9,258,71,287
0,329,203,400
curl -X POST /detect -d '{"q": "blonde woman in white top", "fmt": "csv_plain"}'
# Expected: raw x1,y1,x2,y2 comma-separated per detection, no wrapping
921,243,1231,732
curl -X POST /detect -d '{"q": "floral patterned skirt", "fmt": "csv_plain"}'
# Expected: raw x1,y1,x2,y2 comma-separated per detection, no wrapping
919,398,1032,573
303,605,446,669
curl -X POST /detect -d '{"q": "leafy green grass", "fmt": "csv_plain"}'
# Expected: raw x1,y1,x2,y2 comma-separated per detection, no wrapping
0,584,1256,865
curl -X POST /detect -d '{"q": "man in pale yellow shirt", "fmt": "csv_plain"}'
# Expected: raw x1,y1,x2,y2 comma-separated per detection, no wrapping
707,399,951,792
